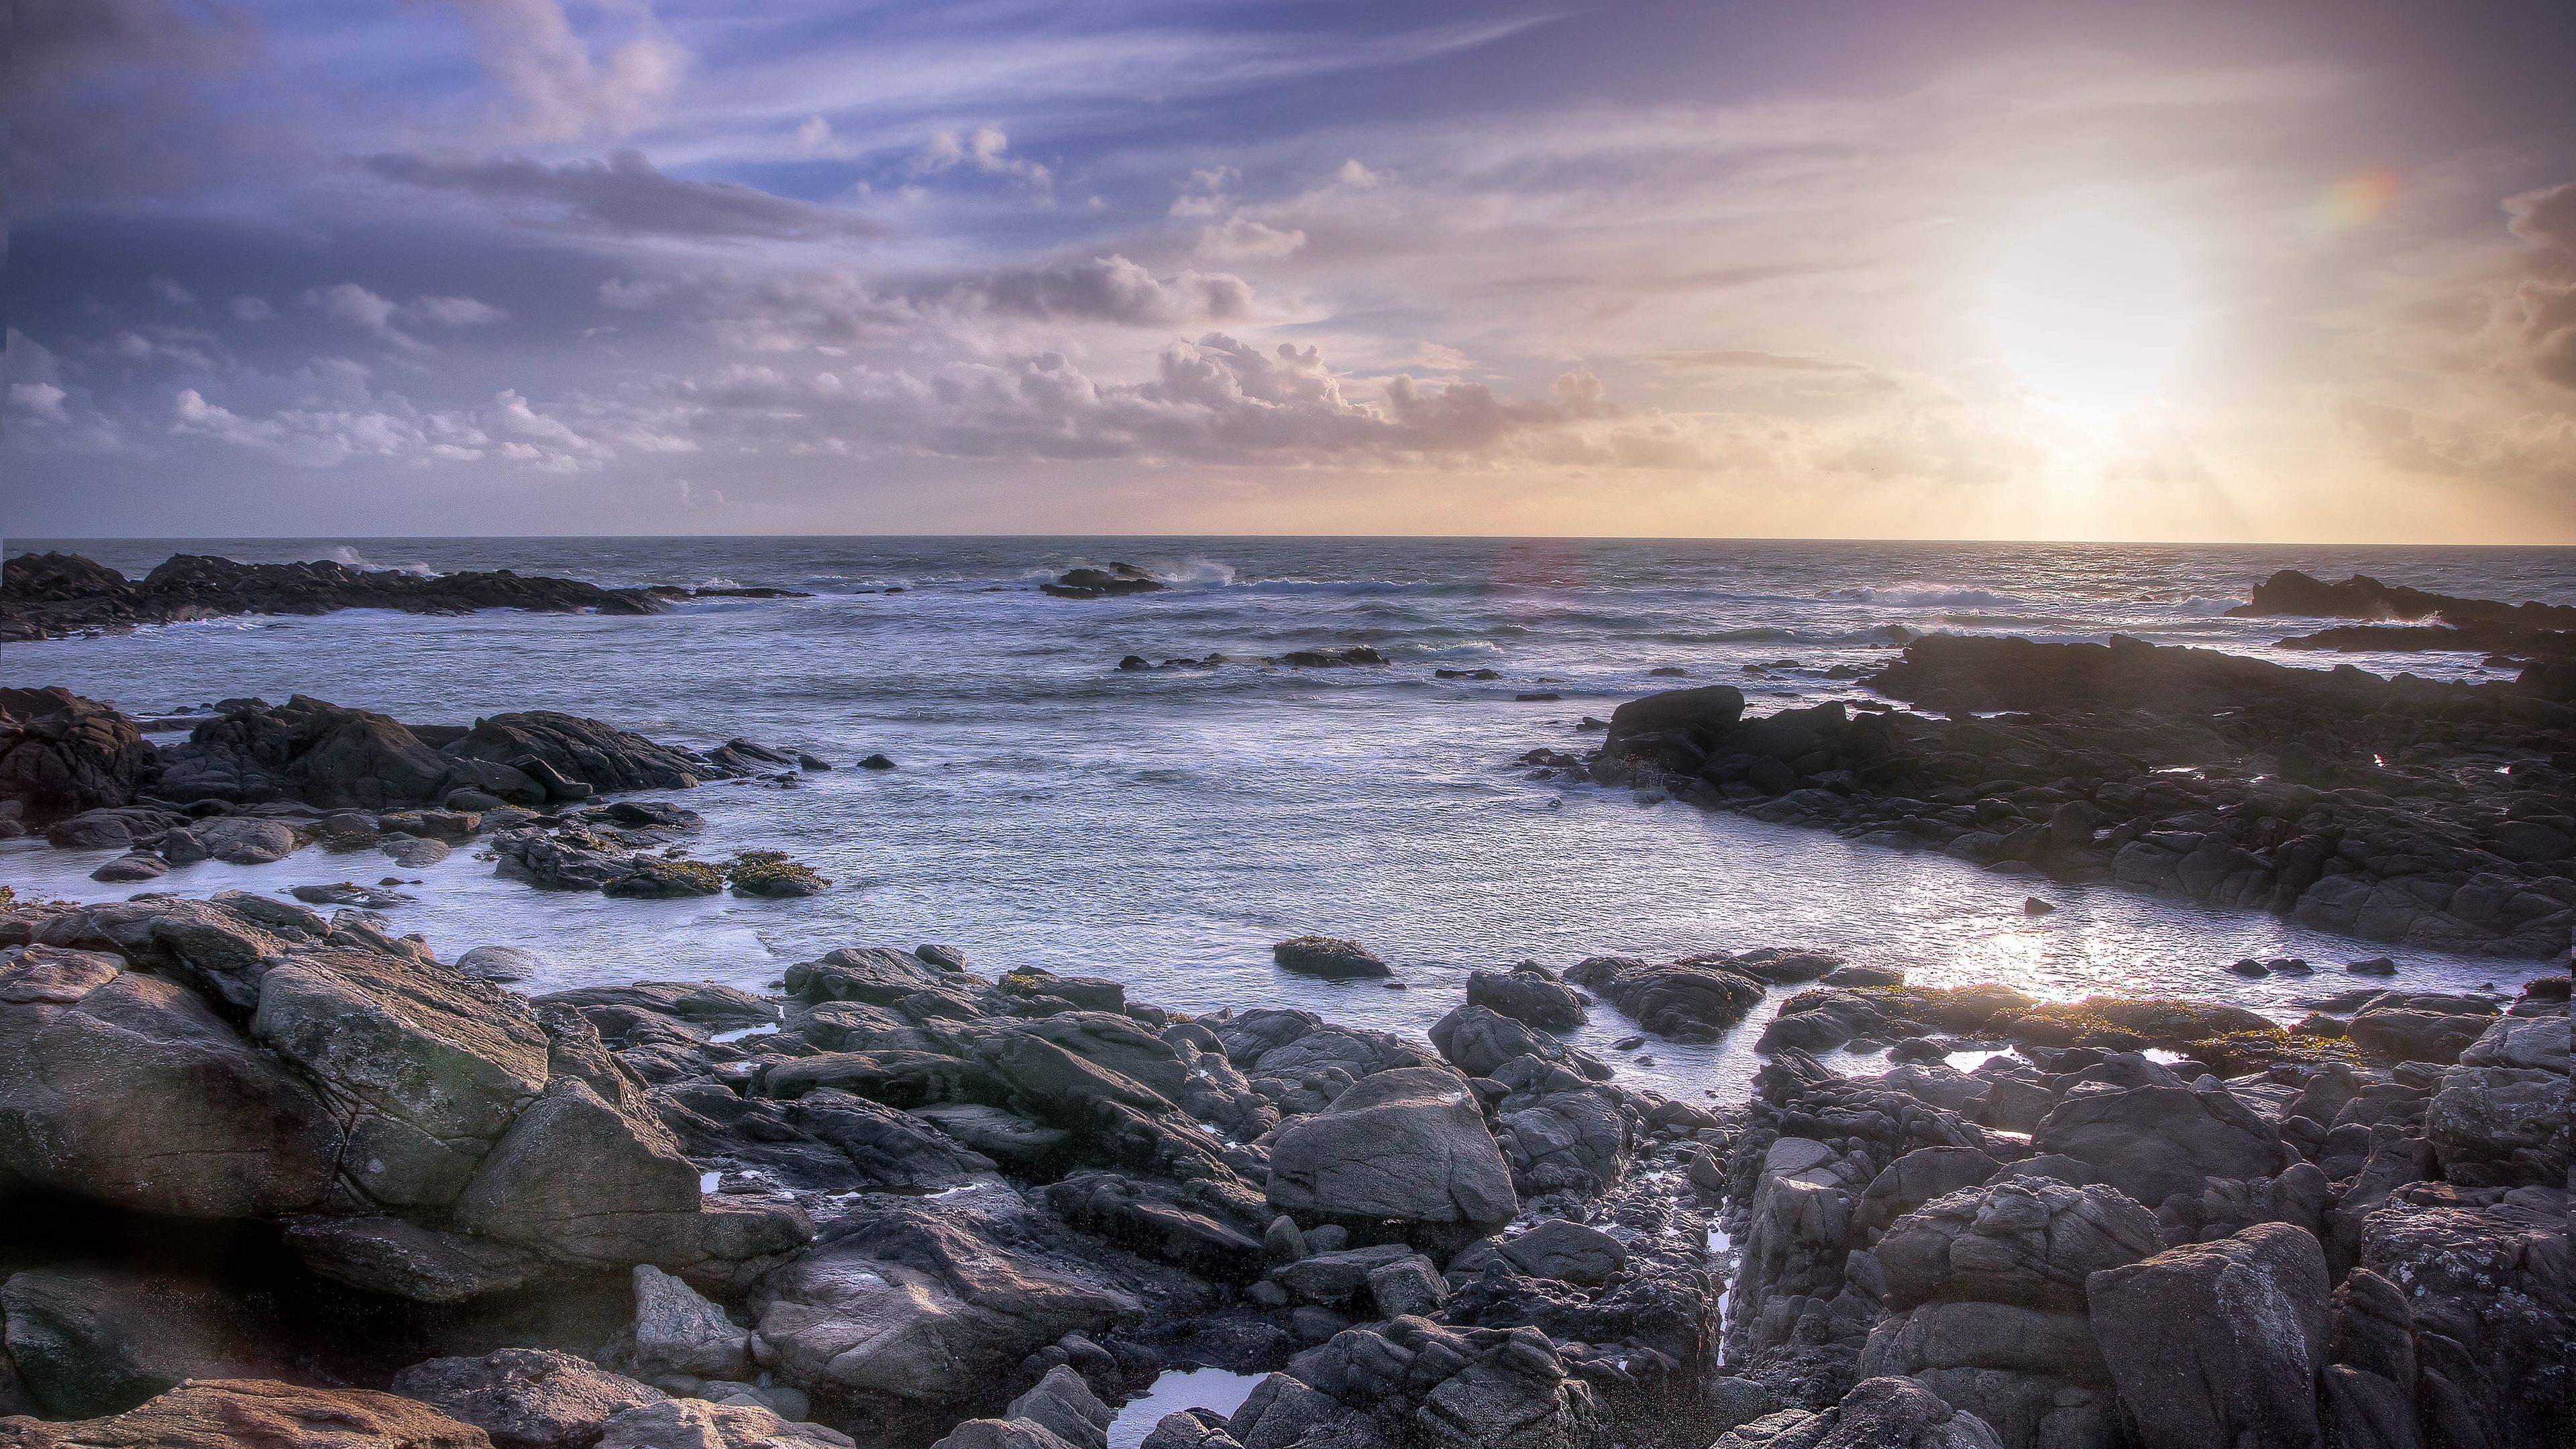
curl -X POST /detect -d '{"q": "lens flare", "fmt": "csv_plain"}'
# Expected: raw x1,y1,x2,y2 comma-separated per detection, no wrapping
2322,168,2403,228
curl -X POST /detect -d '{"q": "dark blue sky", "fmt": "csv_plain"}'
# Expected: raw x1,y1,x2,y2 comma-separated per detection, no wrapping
8,0,2573,539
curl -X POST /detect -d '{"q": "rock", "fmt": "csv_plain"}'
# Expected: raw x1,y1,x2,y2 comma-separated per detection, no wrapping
2033,1085,2287,1209
87,853,168,883
936,1365,1116,1449
750,1195,1140,1410
1271,936,1391,979
2457,1014,2571,1071
190,816,302,864
0,1267,290,1418
1464,966,1587,1031
0,688,157,826
1601,684,1748,753
1713,1376,2004,1449
457,945,545,982
2426,1060,2571,1188
392,1348,666,1449
1876,1179,2163,1313
1265,1066,1517,1238
542,982,778,1031
629,1264,753,1384
1041,564,1166,599
2347,957,2399,976
452,1078,700,1261
1428,1004,1605,1081
280,1216,550,1303
0,945,342,1217
1226,1318,1609,1449
2357,1195,2573,1449
596,1399,853,1449
2347,1004,2497,1064
0,1379,492,1448
859,753,896,769
2086,1223,2331,1449
1495,1220,1627,1286
386,836,453,867
1562,955,1764,1042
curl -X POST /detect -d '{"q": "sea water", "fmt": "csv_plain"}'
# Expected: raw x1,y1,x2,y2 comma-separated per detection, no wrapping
5,537,2568,1102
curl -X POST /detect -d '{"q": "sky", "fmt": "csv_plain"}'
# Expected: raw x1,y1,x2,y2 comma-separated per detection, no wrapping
6,0,2575,542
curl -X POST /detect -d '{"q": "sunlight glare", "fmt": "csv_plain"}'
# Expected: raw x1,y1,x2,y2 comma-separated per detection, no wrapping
1988,210,2193,420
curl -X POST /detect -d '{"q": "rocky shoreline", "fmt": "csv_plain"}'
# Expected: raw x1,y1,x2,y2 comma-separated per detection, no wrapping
1570,633,2576,959
0,885,2561,1449
1,689,834,898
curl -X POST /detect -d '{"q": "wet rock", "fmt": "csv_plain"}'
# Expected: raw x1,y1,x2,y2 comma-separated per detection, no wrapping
1042,564,1167,599
194,816,302,864
1464,965,1587,1031
0,1379,492,1448
1271,936,1392,979
87,853,168,883
1563,955,1764,1042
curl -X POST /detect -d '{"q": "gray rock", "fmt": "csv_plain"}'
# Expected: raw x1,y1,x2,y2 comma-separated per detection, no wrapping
192,815,302,864
392,1346,667,1449
2033,1085,2287,1208
2086,1223,2331,1449
87,853,168,883
1495,1220,1628,1286
2425,1063,2571,1188
596,1399,853,1449
1464,966,1587,1031
1265,1066,1517,1236
631,1263,752,1383
1,1379,494,1448
385,835,451,867
0,1266,286,1419
1876,1179,2164,1313
0,945,341,1217
456,945,545,981
1364,1254,1450,1318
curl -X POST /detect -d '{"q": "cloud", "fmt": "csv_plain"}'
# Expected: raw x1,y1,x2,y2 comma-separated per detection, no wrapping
172,381,608,471
411,295,512,327
9,384,72,423
956,256,1252,326
9,0,265,213
435,0,686,142
231,297,276,321
1640,349,1874,374
148,276,197,307
2506,181,2576,390
364,150,888,241
1197,217,1307,261
912,127,1051,189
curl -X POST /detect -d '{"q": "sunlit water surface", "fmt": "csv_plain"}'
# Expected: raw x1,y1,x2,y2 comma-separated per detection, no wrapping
7,537,2568,1102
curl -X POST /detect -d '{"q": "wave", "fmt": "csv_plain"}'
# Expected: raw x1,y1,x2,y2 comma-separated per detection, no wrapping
324,546,440,578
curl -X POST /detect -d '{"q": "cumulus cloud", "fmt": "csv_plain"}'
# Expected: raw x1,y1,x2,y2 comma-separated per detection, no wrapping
173,381,608,471
912,127,1051,189
1197,217,1307,261
365,150,888,242
231,297,276,321
299,285,514,351
9,384,73,423
436,0,686,142
958,256,1252,326
148,276,197,307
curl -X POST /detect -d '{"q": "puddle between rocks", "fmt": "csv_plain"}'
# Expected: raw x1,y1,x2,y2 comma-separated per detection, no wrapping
1106,1366,1267,1449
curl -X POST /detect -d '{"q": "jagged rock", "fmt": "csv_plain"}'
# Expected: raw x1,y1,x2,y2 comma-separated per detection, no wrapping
2425,1059,2571,1188
0,1379,492,1449
1494,1220,1627,1287
1266,1067,1517,1238
1712,1376,2004,1449
930,1366,1116,1449
1874,1179,2163,1313
280,1216,551,1303
0,688,157,826
2086,1223,2331,1449
2357,1195,2573,1449
191,816,301,864
1226,1318,1608,1449
1428,1005,1605,1081
392,1348,666,1449
2347,1002,2499,1065
628,1265,753,1385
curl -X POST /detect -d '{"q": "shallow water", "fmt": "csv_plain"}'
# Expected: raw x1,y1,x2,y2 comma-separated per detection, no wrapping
1104,1366,1267,1449
6,537,2568,1102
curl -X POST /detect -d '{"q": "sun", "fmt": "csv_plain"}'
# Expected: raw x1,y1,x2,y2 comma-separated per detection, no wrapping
1987,209,2193,420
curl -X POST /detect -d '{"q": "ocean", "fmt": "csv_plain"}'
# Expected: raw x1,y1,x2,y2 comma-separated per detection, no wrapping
7,536,2571,1100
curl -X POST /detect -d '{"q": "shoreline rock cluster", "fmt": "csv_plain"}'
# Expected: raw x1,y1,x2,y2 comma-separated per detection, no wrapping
2,689,832,900
0,551,816,643
0,887,2561,1449
1574,633,2576,958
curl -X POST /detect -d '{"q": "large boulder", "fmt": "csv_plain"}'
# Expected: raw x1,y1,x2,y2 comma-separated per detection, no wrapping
2425,1062,2571,1188
1874,1180,2163,1313
751,1193,1140,1411
1225,1318,1608,1449
1271,936,1392,980
1562,956,1764,1042
2033,1085,2287,1209
1265,1067,1517,1237
2086,1223,2332,1449
1464,967,1587,1032
155,696,459,810
0,689,156,826
1601,684,1747,752
391,1348,665,1449
595,1399,851,1449
0,946,341,1217
0,1379,492,1449
2357,1196,2574,1449
1713,1376,2004,1449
